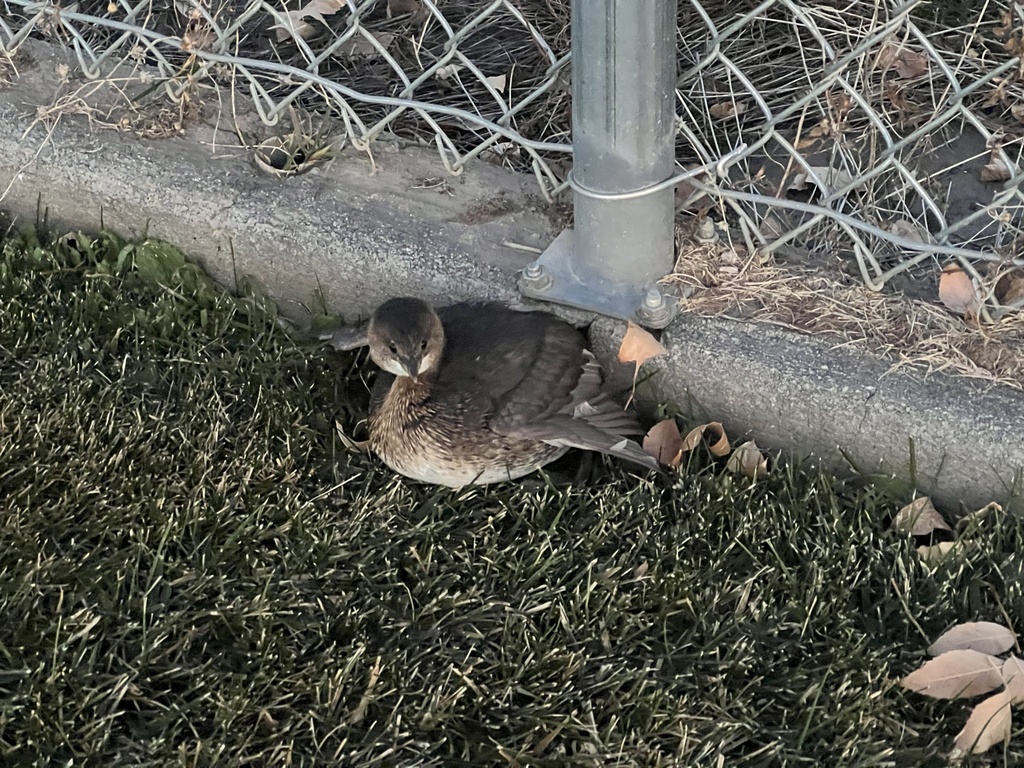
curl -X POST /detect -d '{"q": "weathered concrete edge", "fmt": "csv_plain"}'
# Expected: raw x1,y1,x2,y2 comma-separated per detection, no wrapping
2,41,1022,513
0,43,559,319
590,316,1023,513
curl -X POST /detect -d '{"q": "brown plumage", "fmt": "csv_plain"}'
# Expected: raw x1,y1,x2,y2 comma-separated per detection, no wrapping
364,297,662,487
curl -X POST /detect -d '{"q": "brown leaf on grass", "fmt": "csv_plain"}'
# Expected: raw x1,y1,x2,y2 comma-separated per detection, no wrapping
681,422,731,457
893,497,952,537
273,0,345,42
928,622,1016,657
336,421,370,453
939,264,981,318
1002,656,1024,703
258,709,280,733
878,41,929,79
617,322,667,365
347,657,383,725
643,419,684,468
901,650,1004,699
387,0,420,17
963,501,1005,521
917,541,955,562
952,691,1013,757
726,440,768,479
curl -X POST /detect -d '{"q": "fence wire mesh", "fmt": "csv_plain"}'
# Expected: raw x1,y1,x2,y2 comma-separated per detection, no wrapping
3,0,1024,317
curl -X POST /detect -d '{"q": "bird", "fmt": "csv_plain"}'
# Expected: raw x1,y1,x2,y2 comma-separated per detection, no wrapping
356,296,662,487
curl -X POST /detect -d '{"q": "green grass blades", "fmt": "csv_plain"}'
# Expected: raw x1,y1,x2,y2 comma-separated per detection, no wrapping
2,229,1023,766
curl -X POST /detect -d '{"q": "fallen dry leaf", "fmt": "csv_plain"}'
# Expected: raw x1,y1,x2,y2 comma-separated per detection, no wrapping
759,214,786,241
485,73,508,92
788,165,854,194
726,440,768,479
952,690,1013,757
938,264,981,318
901,649,1004,699
981,155,1013,182
336,421,370,453
917,541,955,562
962,501,1005,521
273,0,344,42
708,101,747,120
675,172,710,210
680,421,731,457
795,135,822,152
618,321,667,365
643,419,684,468
894,497,952,537
257,708,280,732
618,321,667,407
337,32,395,60
878,41,929,79
1002,656,1024,703
434,63,464,80
890,217,932,245
928,622,1016,657
347,656,383,725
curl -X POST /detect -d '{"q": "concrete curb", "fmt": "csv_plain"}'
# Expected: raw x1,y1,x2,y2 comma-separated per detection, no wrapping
3,41,1022,512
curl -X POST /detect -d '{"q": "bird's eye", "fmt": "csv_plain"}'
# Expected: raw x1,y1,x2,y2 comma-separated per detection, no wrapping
420,340,428,351
388,342,398,354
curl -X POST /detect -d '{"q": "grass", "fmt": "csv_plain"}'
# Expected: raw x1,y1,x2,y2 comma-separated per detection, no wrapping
1,227,1023,767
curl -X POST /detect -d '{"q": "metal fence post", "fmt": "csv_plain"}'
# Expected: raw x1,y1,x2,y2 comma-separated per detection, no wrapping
519,0,679,328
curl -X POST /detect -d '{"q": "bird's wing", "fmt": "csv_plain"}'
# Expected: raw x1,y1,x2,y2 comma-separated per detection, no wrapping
506,417,662,472
430,303,657,474
457,307,658,472
492,341,661,473
432,303,583,416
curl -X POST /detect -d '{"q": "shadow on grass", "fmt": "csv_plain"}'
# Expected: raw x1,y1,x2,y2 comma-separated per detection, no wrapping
1,228,1021,766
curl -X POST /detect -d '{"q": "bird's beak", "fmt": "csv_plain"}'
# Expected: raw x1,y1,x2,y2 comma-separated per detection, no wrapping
401,354,422,381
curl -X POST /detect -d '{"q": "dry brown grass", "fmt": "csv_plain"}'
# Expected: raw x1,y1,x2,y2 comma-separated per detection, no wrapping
667,239,1024,390
0,48,20,87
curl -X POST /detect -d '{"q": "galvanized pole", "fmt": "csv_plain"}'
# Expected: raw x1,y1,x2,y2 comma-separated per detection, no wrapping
520,0,679,328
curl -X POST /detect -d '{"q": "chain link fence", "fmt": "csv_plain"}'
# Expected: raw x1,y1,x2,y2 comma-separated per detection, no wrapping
3,0,1024,316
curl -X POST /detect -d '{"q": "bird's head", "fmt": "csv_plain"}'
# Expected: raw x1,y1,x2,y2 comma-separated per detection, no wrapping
367,297,445,381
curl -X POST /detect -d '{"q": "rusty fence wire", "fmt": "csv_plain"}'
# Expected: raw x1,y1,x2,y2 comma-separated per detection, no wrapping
3,0,1024,315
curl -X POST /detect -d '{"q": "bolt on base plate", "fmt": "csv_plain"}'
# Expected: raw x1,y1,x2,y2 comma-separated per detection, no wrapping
517,229,679,329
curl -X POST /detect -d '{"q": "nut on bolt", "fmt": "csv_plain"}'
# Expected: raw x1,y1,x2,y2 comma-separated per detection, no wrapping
519,262,553,292
635,287,675,328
